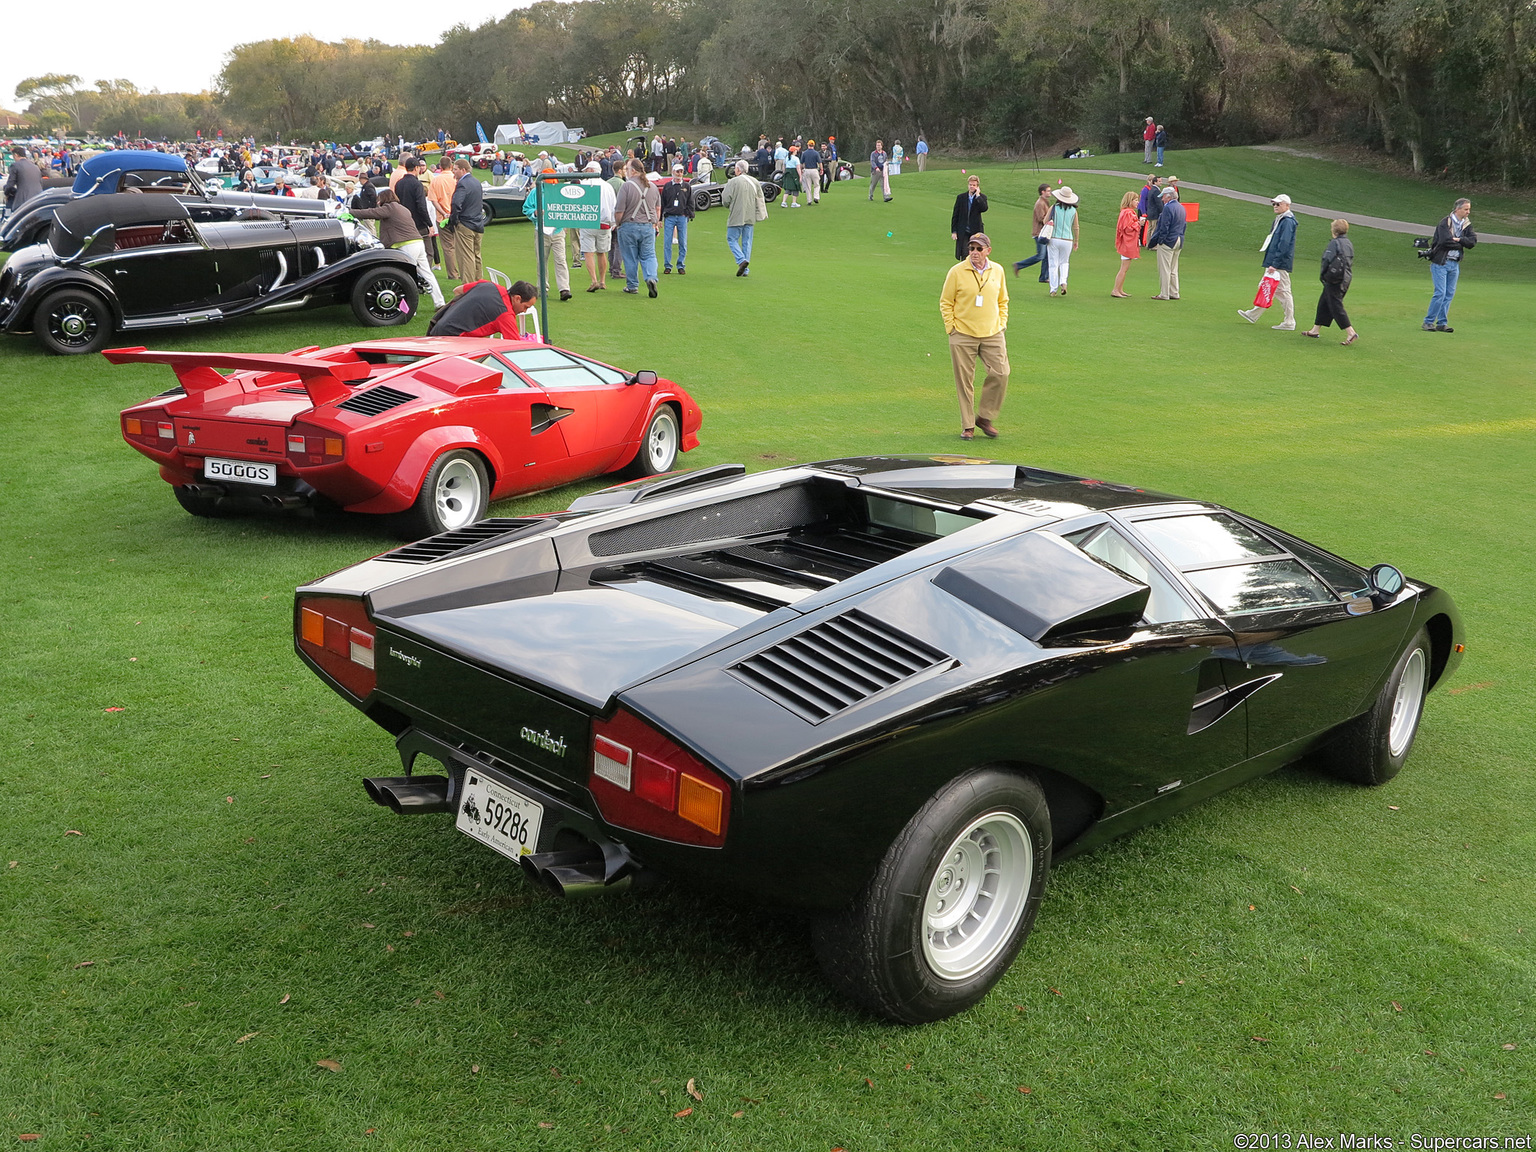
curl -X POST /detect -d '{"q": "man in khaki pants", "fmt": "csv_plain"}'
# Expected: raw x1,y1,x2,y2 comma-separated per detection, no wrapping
939,233,1010,441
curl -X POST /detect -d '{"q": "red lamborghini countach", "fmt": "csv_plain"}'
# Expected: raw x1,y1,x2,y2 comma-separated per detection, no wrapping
111,338,702,538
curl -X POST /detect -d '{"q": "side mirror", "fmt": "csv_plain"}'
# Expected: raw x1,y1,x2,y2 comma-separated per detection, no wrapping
1367,563,1405,606
628,370,658,387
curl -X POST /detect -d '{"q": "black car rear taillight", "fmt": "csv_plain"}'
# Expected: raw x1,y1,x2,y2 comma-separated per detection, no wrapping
286,421,344,466
588,709,730,848
296,595,376,699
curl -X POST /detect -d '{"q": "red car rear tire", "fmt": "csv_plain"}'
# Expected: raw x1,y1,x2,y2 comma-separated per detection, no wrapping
392,450,489,540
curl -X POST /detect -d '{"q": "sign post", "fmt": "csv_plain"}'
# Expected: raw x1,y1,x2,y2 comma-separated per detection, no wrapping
525,171,606,344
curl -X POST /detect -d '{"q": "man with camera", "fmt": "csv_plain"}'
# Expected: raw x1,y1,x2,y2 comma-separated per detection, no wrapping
1422,199,1476,332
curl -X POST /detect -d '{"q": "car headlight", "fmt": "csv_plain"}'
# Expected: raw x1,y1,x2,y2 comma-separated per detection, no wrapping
345,221,382,250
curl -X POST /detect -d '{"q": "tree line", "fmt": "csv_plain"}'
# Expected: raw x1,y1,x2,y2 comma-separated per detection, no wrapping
16,0,1536,185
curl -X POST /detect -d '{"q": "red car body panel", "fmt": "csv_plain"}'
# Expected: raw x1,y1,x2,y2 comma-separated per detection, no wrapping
112,336,703,517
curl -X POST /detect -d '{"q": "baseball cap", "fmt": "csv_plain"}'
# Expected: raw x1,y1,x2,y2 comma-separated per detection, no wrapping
1272,193,1292,205
967,233,992,248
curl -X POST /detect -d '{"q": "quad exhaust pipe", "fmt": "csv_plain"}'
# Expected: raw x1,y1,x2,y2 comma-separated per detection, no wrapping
521,841,646,898
363,775,451,814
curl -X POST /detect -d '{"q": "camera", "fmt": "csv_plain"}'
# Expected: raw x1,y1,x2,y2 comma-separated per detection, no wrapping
1413,236,1432,259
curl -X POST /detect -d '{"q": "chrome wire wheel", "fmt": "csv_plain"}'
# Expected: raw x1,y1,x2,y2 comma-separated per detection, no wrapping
921,811,1034,981
432,457,483,531
1388,647,1427,758
365,275,406,320
47,297,103,349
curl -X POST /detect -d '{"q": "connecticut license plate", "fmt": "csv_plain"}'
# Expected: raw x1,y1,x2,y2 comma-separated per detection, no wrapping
204,457,277,486
456,769,544,862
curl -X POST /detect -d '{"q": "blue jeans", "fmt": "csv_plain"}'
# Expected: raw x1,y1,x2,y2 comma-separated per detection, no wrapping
727,223,754,266
1425,260,1461,327
1014,236,1050,283
663,216,688,268
1156,145,1165,165
616,221,657,290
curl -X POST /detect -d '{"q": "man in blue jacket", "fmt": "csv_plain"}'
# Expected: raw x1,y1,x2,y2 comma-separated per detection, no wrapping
1148,186,1186,300
1239,193,1298,329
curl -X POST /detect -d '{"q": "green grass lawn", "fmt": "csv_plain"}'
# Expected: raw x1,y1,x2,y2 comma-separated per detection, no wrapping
2,151,1533,1149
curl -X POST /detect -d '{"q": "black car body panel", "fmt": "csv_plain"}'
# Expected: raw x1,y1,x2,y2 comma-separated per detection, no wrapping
295,457,1465,911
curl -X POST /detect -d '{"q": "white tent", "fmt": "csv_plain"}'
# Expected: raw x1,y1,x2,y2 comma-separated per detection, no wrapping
494,121,584,146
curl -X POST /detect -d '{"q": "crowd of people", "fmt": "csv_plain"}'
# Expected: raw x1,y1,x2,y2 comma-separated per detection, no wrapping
940,162,1481,439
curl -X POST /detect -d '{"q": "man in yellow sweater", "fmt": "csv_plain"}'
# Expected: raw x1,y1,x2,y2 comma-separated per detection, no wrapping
939,233,1010,441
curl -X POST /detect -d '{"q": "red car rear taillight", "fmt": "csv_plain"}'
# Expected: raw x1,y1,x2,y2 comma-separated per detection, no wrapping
286,422,345,466
296,595,376,699
588,710,730,848
122,409,171,449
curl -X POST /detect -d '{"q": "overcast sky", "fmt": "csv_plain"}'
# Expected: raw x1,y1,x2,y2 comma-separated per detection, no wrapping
3,0,528,113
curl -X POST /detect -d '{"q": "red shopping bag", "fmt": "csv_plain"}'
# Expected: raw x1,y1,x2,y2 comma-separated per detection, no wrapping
1253,273,1280,309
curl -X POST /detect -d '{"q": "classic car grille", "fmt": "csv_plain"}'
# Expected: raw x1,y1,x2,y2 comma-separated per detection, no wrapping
337,385,417,416
381,518,548,564
729,611,950,723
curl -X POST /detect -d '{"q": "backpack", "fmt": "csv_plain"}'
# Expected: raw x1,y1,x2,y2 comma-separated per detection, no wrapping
1323,247,1348,285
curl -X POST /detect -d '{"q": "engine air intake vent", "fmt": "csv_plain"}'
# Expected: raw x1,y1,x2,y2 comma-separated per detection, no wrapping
589,486,822,557
381,518,548,564
337,385,417,416
730,611,950,723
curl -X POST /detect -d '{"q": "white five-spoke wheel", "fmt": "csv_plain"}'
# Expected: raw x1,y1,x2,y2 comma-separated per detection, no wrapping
431,456,483,531
1387,647,1427,758
922,812,1034,980
1322,627,1433,786
393,450,490,540
627,407,680,477
812,768,1051,1024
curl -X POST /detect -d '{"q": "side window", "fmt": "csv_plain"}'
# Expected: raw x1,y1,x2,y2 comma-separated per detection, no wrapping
1062,525,1197,624
473,355,531,390
1186,561,1336,615
500,347,608,389
1131,513,1341,616
573,356,627,385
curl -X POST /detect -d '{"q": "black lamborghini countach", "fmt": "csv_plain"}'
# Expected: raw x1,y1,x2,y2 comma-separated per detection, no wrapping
294,457,1463,1022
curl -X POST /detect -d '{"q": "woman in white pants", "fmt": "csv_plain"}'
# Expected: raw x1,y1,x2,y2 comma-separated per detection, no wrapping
1046,186,1080,296
347,189,445,308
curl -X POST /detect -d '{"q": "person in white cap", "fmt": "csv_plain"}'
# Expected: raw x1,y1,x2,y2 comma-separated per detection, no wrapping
1238,194,1298,330
939,233,1009,441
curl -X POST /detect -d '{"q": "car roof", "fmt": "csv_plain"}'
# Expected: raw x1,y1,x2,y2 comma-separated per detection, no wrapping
52,193,191,237
809,455,1190,513
74,150,187,193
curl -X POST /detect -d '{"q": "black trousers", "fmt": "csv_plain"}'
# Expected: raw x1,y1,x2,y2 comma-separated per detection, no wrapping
1315,281,1351,329
955,232,979,261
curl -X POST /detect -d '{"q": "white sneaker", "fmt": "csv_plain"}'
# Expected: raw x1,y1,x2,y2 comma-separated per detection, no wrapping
1239,309,1257,323
1272,323,1295,331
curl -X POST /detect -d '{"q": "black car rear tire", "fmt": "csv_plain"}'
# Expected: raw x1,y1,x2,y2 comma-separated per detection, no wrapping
1320,628,1432,786
692,189,711,212
34,288,113,356
624,407,680,478
350,267,420,327
761,182,781,204
812,768,1051,1024
393,449,489,540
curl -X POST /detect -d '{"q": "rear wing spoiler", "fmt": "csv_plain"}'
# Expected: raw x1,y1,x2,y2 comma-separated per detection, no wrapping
102,347,372,408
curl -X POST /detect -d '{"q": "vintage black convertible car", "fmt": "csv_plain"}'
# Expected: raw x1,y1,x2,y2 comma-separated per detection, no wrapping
293,456,1463,1022
687,176,782,212
0,150,332,252
0,194,429,354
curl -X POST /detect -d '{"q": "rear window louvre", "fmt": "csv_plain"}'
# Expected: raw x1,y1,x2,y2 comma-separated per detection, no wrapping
380,518,550,564
337,385,417,416
730,611,950,723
